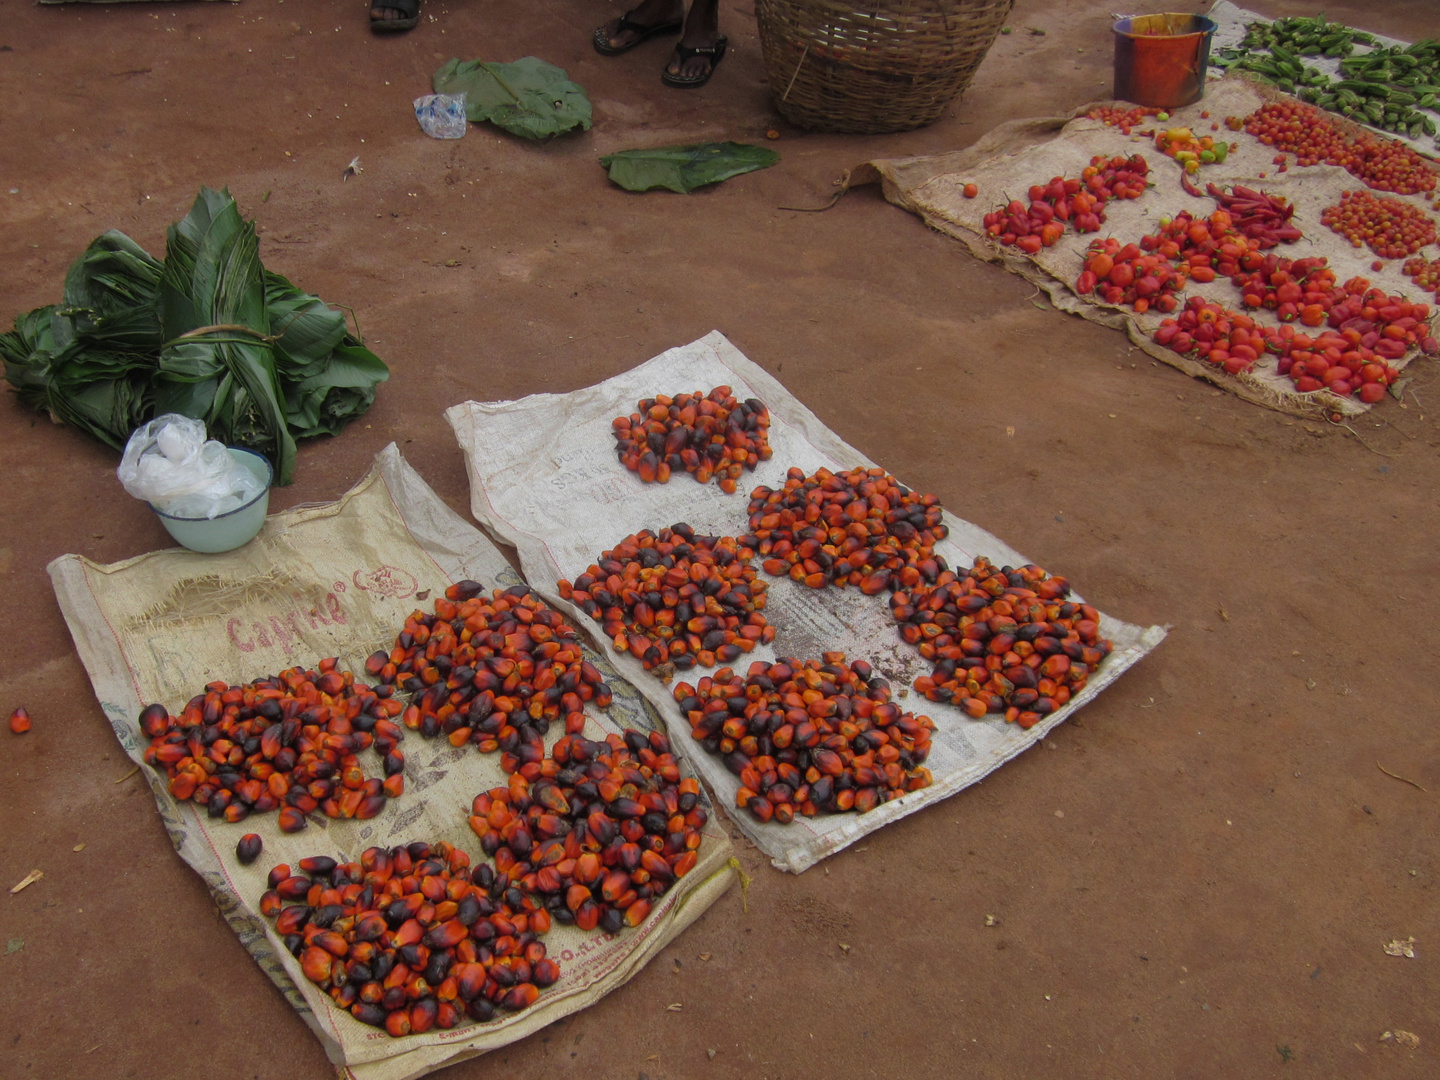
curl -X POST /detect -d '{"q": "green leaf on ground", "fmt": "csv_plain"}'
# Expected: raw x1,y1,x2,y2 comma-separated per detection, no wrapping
433,57,592,139
599,142,780,193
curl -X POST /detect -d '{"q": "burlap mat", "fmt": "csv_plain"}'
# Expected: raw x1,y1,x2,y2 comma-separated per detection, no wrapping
843,74,1436,421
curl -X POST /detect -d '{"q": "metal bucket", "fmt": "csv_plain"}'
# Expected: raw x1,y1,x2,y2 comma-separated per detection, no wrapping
1113,13,1217,109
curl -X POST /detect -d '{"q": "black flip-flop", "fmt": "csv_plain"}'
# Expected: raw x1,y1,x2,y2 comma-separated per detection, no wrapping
661,36,728,89
593,10,684,56
371,0,420,34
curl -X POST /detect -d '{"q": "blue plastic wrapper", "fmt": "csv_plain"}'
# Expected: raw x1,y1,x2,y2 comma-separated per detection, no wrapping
413,93,468,139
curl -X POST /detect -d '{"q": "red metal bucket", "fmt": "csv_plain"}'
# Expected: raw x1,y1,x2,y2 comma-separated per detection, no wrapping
1113,13,1217,109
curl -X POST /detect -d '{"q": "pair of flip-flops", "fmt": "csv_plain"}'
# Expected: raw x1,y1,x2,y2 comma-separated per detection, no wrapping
370,0,420,33
592,9,728,89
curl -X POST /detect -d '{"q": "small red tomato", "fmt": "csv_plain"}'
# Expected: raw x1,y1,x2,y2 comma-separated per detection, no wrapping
9,708,31,735
963,182,978,198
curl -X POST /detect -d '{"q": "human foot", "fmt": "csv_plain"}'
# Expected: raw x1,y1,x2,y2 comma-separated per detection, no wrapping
662,37,727,86
663,0,725,87
594,0,685,55
371,0,420,33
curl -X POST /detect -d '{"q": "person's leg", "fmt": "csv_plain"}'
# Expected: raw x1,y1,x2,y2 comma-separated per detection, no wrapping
663,0,725,86
595,0,686,54
371,0,421,33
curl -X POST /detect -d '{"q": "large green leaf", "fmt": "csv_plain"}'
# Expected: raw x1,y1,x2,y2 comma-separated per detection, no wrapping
266,271,348,379
58,232,165,356
600,142,780,193
292,343,390,392
0,305,155,449
284,343,384,438
156,188,296,483
63,231,163,313
264,270,388,438
433,57,592,139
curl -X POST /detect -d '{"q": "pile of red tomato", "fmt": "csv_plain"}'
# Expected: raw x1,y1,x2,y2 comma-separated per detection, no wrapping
1243,100,1438,196
1154,261,1434,397
1076,240,1185,314
1403,256,1440,301
1076,204,1437,398
1154,302,1273,376
1000,99,1440,406
1084,104,1160,136
1320,189,1438,259
982,154,1149,255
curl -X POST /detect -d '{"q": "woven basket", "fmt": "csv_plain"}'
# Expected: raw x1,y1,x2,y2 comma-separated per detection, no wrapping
757,0,1014,133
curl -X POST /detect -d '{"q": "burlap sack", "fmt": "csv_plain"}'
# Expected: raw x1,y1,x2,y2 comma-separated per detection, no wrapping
446,333,1168,874
49,444,735,1080
843,73,1437,421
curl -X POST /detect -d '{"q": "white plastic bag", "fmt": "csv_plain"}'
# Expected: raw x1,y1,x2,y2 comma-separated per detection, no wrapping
117,415,266,519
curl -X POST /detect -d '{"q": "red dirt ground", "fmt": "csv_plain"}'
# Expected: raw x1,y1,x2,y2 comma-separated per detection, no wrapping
1,1,1437,1077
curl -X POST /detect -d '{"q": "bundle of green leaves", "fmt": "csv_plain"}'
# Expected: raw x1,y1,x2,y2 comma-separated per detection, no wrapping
0,188,388,484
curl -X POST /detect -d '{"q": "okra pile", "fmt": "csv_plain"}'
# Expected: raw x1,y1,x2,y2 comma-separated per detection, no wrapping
1237,16,1371,59
1304,43,1440,142
1218,16,1440,146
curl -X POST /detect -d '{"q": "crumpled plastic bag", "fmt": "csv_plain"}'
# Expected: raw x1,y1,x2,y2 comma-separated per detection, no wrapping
414,93,468,139
117,415,267,519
